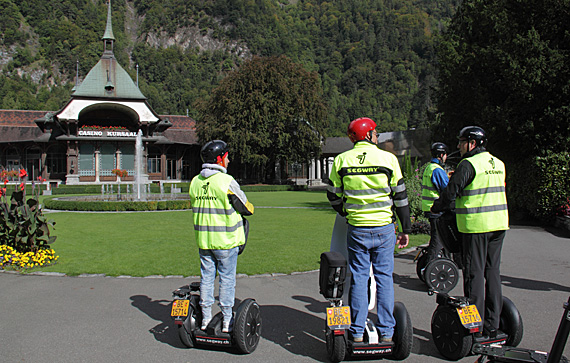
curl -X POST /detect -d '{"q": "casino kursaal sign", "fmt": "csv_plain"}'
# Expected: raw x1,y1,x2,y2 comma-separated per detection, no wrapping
78,130,138,137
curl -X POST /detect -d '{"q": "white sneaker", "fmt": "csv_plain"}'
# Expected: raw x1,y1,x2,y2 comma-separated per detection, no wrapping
222,321,231,333
201,318,211,330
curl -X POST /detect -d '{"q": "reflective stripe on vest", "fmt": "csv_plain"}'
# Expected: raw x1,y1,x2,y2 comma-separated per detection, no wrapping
189,172,245,249
455,152,509,233
421,163,444,212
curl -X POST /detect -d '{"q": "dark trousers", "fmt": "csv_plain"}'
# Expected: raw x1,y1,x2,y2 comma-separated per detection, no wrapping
462,230,506,330
425,211,444,260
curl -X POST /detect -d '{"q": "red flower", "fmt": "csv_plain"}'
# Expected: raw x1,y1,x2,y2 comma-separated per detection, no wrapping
0,188,5,197
3,179,7,185
19,169,28,178
20,182,25,191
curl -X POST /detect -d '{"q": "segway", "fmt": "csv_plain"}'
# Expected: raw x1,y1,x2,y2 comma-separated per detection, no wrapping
319,251,413,362
171,281,262,354
431,292,524,360
473,295,570,363
415,210,462,294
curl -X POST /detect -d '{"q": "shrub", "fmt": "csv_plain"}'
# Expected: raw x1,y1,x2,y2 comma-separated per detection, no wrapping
507,151,570,222
402,154,427,221
0,170,57,256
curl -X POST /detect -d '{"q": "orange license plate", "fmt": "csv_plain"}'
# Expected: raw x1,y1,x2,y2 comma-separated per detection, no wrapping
457,304,482,328
327,306,351,329
171,300,189,317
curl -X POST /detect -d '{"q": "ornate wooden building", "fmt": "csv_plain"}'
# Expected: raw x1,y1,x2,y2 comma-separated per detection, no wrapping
0,2,200,185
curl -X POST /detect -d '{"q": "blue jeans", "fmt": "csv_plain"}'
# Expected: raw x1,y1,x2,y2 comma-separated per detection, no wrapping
347,223,396,338
199,247,239,323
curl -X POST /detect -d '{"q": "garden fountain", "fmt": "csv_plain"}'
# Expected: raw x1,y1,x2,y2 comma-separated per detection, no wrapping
134,129,146,201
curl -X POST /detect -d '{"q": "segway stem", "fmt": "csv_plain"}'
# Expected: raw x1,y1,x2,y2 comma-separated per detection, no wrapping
546,296,570,363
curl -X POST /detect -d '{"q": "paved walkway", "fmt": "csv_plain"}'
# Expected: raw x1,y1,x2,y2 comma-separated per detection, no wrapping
1,225,568,362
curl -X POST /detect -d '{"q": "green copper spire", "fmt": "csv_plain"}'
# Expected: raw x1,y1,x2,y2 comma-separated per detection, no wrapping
102,0,115,41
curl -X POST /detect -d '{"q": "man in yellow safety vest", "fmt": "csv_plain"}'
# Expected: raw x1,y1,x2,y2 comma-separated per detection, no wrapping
327,117,411,343
432,126,508,338
189,140,254,333
421,142,449,264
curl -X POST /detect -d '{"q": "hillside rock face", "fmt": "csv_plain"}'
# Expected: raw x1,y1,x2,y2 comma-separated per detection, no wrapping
143,26,250,58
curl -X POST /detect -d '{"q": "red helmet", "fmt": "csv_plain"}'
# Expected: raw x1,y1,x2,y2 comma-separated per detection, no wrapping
347,117,377,143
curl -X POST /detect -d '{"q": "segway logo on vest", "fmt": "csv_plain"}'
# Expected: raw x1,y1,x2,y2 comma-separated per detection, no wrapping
202,183,210,194
356,152,367,164
346,166,381,174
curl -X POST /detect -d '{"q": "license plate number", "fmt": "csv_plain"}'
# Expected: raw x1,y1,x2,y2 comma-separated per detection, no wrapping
457,304,482,328
327,306,351,329
171,300,189,317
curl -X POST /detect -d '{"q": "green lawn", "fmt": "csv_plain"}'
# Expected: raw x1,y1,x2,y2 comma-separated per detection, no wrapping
32,191,428,276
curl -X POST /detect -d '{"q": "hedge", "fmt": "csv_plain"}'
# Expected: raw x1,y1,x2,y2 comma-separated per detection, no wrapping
47,183,307,195
44,198,192,212
507,151,570,222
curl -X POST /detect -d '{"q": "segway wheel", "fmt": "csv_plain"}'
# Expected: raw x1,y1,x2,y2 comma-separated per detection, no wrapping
500,296,523,347
425,258,459,294
416,249,429,282
431,304,472,360
178,301,199,348
234,298,262,354
325,326,346,363
391,302,413,360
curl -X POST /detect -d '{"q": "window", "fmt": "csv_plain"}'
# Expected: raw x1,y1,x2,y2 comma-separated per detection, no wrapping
147,147,161,174
46,144,66,175
120,144,135,175
79,144,95,176
99,143,116,176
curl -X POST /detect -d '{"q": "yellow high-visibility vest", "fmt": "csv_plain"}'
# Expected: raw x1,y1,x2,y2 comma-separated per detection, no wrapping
189,172,245,249
455,152,509,233
329,142,406,226
421,162,444,212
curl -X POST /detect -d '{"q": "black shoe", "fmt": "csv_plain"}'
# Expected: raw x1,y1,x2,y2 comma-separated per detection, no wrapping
483,327,497,338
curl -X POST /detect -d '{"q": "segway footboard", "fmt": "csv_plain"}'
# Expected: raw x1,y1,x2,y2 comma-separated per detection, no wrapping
472,343,569,363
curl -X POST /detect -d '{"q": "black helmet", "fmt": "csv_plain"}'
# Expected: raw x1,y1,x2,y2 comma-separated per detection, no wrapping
200,140,229,164
430,142,448,157
458,126,487,146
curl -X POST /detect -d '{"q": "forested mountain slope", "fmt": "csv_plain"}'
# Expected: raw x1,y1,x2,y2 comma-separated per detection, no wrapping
0,0,459,135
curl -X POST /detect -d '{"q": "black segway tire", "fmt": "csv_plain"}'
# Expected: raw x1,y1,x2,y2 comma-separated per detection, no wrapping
391,301,413,360
416,249,429,282
431,304,473,360
500,296,523,347
425,258,459,294
325,326,346,363
179,297,200,348
234,298,262,354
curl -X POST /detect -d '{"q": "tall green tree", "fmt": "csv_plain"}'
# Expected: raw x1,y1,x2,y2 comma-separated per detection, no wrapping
196,55,328,181
435,0,570,163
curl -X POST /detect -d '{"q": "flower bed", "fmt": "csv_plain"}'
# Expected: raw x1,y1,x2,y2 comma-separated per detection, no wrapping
0,245,58,270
